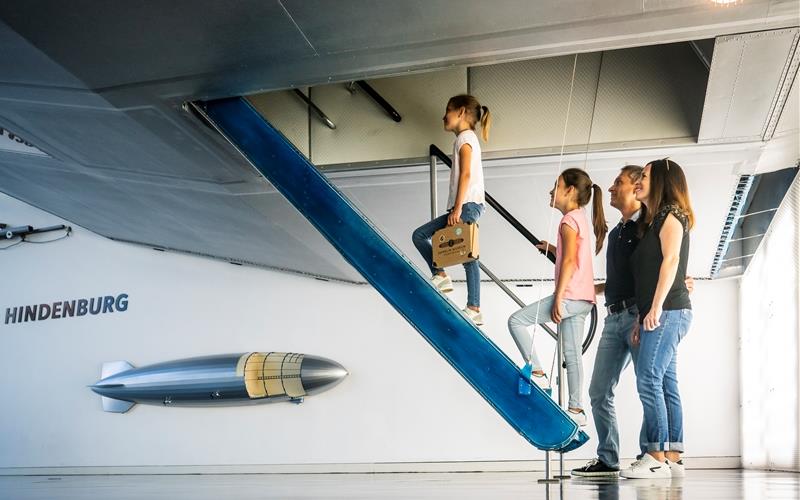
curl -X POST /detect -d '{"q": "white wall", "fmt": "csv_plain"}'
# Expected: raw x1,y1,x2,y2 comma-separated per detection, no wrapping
0,193,740,472
740,174,800,472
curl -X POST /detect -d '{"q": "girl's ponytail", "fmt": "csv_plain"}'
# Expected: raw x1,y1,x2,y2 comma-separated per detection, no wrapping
480,105,492,142
447,95,491,141
591,183,607,255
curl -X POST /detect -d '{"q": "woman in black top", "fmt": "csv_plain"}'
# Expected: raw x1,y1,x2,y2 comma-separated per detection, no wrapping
620,158,694,479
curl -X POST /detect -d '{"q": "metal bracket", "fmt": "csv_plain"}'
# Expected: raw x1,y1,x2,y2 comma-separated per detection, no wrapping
348,80,402,122
293,89,336,130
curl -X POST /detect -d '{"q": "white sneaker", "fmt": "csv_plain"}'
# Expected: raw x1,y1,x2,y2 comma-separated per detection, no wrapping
568,408,588,427
667,459,685,478
431,275,453,293
620,453,672,479
463,308,483,326
531,372,550,391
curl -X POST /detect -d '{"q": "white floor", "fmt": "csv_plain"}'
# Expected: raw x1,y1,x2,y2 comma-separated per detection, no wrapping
0,470,798,499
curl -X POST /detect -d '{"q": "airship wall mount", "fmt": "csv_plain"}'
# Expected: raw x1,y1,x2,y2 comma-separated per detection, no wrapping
90,352,348,413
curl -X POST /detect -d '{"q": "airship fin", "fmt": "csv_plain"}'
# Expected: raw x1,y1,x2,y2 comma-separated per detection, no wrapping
101,396,135,413
101,360,134,378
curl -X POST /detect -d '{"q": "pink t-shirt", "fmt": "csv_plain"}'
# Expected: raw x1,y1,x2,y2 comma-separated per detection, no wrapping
554,208,596,303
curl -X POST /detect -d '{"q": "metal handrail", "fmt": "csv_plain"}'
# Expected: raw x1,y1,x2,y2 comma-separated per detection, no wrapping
429,144,598,354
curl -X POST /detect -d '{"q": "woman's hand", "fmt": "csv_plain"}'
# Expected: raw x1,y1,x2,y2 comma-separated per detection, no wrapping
631,321,640,346
535,240,555,255
643,305,662,331
551,297,563,324
447,206,462,226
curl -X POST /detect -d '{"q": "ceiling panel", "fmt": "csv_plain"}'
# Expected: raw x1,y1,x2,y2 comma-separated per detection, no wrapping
774,73,799,138
282,0,642,55
699,28,799,143
591,43,707,144
469,54,601,153
0,101,253,184
0,1,316,89
0,155,361,283
0,21,86,88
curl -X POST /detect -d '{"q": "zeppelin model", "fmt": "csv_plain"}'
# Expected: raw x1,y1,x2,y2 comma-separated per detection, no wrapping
90,352,348,413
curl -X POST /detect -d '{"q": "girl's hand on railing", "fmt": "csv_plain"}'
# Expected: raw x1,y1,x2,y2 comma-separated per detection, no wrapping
535,240,555,255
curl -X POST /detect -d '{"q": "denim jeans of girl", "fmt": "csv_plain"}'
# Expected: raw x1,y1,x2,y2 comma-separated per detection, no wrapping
412,202,484,307
508,295,594,409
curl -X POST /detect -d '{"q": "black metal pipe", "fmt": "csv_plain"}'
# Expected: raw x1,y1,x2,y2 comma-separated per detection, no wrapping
356,81,402,122
293,89,336,130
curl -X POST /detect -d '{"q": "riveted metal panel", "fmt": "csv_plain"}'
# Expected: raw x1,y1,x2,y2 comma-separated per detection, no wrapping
469,53,601,153
699,28,800,143
773,69,799,139
591,43,706,144
309,69,466,166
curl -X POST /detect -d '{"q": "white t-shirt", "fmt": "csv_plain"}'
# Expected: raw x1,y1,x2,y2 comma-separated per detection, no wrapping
447,129,485,209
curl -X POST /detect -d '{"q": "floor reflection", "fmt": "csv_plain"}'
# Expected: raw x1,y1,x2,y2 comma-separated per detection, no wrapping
0,469,797,499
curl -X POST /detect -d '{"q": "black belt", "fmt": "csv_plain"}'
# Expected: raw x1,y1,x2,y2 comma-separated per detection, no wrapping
606,298,636,315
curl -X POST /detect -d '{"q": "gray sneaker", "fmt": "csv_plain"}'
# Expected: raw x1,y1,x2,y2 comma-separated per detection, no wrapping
431,275,453,293
463,308,483,326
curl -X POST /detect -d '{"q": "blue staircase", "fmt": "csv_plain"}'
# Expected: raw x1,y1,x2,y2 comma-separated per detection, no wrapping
202,97,589,452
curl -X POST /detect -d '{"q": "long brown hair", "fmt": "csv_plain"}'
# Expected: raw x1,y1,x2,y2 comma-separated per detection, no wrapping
641,158,695,230
560,168,607,255
447,94,492,141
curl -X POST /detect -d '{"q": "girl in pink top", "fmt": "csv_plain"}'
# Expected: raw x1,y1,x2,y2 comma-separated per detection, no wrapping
507,168,607,426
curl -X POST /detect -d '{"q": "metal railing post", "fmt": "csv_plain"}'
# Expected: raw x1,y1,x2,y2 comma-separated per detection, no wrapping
429,155,438,220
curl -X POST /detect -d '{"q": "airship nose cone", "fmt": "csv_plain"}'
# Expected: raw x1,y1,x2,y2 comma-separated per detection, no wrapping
300,355,348,394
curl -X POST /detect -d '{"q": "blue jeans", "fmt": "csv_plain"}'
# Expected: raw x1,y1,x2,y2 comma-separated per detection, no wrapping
636,308,692,452
508,295,593,409
412,202,484,307
589,305,646,468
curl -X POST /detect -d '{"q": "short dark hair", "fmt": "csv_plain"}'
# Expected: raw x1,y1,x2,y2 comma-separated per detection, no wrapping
620,165,643,182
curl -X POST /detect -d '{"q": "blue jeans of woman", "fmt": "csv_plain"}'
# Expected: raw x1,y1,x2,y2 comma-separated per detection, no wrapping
635,308,692,452
507,294,594,409
412,202,484,307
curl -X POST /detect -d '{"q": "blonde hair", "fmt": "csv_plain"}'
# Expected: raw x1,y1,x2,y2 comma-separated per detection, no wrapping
447,94,492,142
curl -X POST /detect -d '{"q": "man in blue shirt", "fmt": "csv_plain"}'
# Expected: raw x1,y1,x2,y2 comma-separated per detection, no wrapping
572,165,693,477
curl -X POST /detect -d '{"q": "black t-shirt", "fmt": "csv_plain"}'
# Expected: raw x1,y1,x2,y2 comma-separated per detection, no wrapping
630,205,691,319
605,216,640,306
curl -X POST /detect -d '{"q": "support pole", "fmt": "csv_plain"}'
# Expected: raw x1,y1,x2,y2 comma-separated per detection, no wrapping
429,155,438,220
556,328,571,480
538,450,559,484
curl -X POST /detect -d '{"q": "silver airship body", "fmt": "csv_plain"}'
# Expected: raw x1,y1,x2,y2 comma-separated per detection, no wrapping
90,352,348,413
